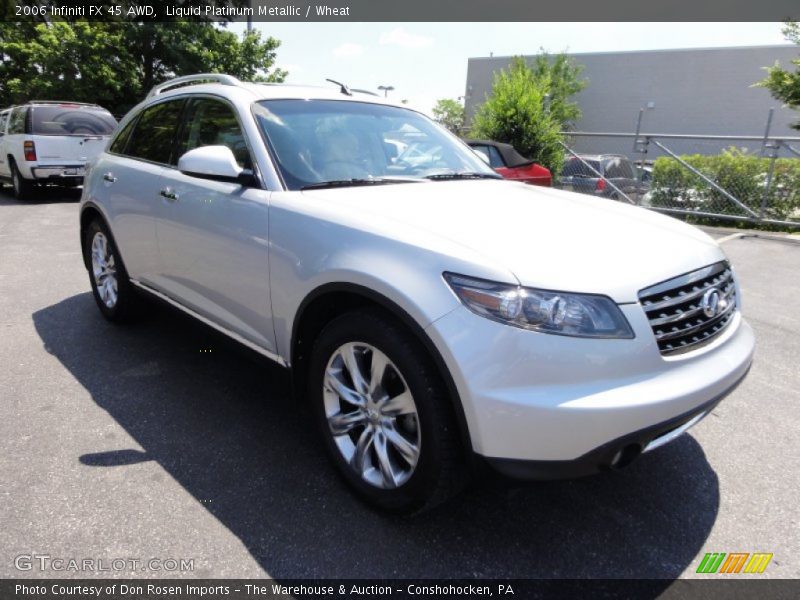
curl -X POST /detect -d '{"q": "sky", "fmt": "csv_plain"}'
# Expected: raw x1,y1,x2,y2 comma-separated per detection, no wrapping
228,22,791,114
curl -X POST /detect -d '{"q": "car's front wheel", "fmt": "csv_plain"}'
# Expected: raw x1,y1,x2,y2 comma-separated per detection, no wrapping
309,309,466,513
83,219,139,322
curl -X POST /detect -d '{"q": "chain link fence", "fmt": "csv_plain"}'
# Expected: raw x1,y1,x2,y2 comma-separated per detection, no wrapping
553,114,800,229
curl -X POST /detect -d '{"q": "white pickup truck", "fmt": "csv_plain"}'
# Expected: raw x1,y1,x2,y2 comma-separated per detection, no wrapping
0,101,116,200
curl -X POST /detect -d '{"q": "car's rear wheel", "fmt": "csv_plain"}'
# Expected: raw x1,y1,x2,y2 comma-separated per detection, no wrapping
10,160,35,200
84,219,139,322
308,309,466,513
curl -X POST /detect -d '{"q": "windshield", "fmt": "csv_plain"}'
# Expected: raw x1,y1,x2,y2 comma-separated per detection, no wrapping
30,105,117,136
253,99,496,190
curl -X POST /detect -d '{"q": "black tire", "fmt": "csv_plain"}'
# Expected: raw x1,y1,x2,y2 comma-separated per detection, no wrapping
83,218,140,322
10,159,36,200
308,308,467,513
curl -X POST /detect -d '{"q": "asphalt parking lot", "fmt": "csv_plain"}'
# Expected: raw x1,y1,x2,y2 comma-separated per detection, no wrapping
1,186,798,582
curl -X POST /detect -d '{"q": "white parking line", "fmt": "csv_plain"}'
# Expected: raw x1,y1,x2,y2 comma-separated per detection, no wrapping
715,232,746,244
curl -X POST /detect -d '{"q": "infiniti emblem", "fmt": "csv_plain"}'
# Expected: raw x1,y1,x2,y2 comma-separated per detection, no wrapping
701,287,727,318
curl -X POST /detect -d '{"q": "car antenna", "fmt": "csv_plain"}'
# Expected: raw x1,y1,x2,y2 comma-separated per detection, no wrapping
326,78,353,96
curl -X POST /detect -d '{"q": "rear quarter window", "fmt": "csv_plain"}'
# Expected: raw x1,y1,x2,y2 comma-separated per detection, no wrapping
30,105,116,136
7,107,27,135
108,117,138,155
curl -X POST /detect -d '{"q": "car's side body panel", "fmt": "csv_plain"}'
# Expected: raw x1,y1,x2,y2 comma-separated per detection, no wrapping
151,175,276,353
83,154,165,280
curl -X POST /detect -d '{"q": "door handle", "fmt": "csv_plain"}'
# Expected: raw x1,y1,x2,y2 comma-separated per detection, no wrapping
160,187,179,202
103,173,117,183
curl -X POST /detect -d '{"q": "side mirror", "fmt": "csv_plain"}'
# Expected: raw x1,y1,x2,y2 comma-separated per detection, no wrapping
178,145,255,185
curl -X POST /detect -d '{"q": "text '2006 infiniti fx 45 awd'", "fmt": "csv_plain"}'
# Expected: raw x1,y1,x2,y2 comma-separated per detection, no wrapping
79,74,754,512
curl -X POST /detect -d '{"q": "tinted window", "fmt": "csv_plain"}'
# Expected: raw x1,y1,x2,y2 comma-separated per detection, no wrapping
30,105,116,136
126,100,185,165
562,158,601,177
109,117,138,155
0,112,8,135
8,107,27,135
486,145,505,169
604,158,635,179
603,159,622,179
176,98,251,169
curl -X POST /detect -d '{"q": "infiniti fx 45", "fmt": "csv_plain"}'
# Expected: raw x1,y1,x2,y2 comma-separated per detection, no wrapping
79,74,754,512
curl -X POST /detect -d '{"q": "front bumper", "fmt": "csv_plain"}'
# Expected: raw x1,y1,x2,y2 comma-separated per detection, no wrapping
425,303,754,470
485,364,748,479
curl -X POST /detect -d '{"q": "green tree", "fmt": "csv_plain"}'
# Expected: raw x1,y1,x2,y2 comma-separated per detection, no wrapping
432,98,465,134
470,57,566,174
531,50,587,130
0,22,286,116
757,21,800,129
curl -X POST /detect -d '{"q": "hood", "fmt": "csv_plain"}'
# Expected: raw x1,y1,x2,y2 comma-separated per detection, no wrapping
302,180,725,303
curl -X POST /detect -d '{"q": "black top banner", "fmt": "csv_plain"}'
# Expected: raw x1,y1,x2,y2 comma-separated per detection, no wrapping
3,0,799,22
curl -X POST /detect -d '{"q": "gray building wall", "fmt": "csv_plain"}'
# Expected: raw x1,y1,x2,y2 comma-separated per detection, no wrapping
464,45,799,157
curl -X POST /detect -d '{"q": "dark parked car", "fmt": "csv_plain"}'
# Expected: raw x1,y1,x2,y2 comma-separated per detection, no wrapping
559,154,650,201
465,139,551,187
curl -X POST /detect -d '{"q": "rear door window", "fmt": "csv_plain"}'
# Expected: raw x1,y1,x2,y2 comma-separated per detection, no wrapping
125,100,186,165
0,111,9,135
30,105,116,136
109,117,138,156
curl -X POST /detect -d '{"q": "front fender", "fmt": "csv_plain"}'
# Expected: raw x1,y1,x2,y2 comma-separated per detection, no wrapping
268,193,517,361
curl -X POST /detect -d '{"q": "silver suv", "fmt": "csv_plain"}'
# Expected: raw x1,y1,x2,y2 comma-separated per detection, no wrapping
80,74,754,512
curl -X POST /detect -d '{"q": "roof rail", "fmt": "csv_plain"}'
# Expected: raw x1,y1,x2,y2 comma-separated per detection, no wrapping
28,100,100,106
147,73,242,98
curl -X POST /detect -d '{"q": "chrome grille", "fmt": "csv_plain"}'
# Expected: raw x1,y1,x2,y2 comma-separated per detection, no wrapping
639,261,737,356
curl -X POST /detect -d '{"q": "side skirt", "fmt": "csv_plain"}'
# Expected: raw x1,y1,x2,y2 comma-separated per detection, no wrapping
130,279,289,369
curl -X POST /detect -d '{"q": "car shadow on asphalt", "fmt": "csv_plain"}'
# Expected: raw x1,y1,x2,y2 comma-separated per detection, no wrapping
33,292,720,583
0,186,81,205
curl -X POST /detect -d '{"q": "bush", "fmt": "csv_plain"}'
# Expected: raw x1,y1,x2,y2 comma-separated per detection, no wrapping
650,148,800,221
470,57,565,174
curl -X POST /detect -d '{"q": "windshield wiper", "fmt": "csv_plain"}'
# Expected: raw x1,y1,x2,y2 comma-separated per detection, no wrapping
424,172,502,181
301,177,422,191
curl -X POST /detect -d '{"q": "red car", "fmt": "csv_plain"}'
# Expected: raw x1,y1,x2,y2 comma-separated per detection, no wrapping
465,139,552,187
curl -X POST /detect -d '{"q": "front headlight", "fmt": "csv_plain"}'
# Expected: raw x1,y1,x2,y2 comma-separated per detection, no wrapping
444,273,634,339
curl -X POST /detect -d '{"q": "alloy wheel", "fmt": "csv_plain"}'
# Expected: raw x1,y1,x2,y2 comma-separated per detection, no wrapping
323,342,421,489
91,232,118,308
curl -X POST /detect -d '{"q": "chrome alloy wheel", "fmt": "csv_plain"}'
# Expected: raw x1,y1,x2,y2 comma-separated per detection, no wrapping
91,232,118,308
323,342,422,489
